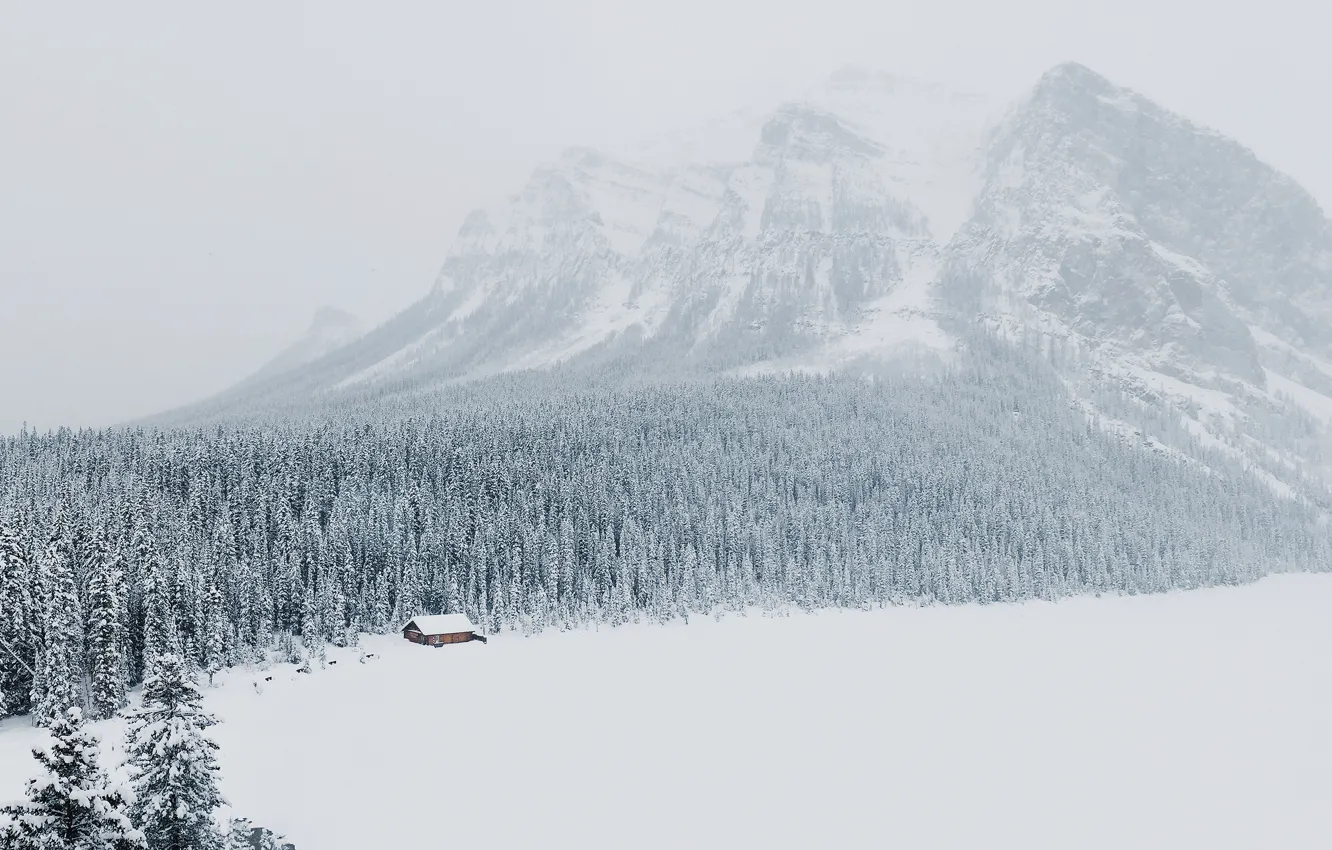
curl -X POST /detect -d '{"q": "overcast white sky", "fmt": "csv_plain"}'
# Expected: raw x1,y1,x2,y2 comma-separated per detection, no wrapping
2,1,1329,433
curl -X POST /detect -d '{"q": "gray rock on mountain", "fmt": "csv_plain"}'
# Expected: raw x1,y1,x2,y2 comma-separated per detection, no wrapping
956,63,1264,387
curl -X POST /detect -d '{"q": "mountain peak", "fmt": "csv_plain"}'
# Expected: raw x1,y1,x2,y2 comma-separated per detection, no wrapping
559,146,613,169
242,306,365,388
757,104,882,161
1041,61,1111,85
1031,61,1118,101
823,64,904,91
310,305,359,331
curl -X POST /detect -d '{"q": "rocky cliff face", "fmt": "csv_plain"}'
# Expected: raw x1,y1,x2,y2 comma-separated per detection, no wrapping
956,64,1266,388
955,64,1332,391
944,64,1332,492
258,68,1002,389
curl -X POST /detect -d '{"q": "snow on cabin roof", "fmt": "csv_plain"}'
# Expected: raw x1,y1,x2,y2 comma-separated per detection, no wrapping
404,614,478,635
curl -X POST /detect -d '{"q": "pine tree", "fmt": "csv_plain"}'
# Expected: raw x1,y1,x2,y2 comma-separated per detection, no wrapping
0,706,142,850
140,556,176,671
393,550,424,627
222,820,254,850
298,579,318,642
125,654,225,850
199,579,227,686
124,505,157,685
0,519,36,718
31,541,81,727
86,533,128,720
223,820,287,850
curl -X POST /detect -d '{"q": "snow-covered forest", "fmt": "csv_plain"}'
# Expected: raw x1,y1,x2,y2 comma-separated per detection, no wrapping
2,341,1327,726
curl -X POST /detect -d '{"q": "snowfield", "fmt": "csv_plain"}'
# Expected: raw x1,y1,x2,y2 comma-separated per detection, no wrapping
3,575,1331,849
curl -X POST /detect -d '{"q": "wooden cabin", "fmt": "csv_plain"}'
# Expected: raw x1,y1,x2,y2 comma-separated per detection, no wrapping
402,614,486,646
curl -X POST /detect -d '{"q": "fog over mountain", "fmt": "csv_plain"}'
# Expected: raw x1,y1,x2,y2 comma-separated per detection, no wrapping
4,2,1332,434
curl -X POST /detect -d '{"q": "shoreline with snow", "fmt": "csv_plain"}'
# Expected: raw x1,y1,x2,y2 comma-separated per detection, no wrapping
4,573,1329,849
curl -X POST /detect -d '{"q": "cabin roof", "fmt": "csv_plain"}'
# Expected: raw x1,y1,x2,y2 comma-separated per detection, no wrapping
403,614,478,636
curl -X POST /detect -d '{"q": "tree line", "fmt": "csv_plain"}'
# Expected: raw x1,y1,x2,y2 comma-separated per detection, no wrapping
1,353,1327,726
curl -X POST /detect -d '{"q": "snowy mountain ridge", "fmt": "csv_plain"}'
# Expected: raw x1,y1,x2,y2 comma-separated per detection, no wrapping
241,307,365,387
194,62,1332,499
316,67,1008,387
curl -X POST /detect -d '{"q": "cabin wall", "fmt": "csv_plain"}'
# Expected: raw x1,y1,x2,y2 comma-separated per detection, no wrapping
404,629,475,646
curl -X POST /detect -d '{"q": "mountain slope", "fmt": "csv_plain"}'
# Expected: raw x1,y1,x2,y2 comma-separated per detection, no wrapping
198,69,1004,400
241,307,365,387
182,63,1332,499
948,63,1332,492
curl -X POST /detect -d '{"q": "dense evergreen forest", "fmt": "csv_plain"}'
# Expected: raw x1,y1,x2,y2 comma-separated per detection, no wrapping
1,341,1327,725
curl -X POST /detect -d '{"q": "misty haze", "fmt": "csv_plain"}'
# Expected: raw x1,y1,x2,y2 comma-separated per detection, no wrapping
1,3,1329,849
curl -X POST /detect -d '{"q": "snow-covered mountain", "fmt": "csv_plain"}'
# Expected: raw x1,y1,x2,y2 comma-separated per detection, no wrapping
959,63,1332,386
198,62,1332,498
239,306,364,386
217,67,1007,392
950,63,1332,493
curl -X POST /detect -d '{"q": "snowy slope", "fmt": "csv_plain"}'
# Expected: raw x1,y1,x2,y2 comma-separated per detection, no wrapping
2,575,1329,849
240,307,365,386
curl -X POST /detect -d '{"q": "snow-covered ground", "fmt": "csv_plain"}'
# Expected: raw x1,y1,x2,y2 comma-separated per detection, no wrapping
3,575,1330,849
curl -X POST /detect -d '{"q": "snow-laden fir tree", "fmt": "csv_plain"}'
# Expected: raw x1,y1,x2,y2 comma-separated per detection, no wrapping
200,579,227,686
222,820,256,850
86,531,128,720
223,819,292,850
123,504,158,684
31,540,82,728
0,518,36,717
0,706,142,850
124,653,225,850
139,556,176,671
392,549,424,629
